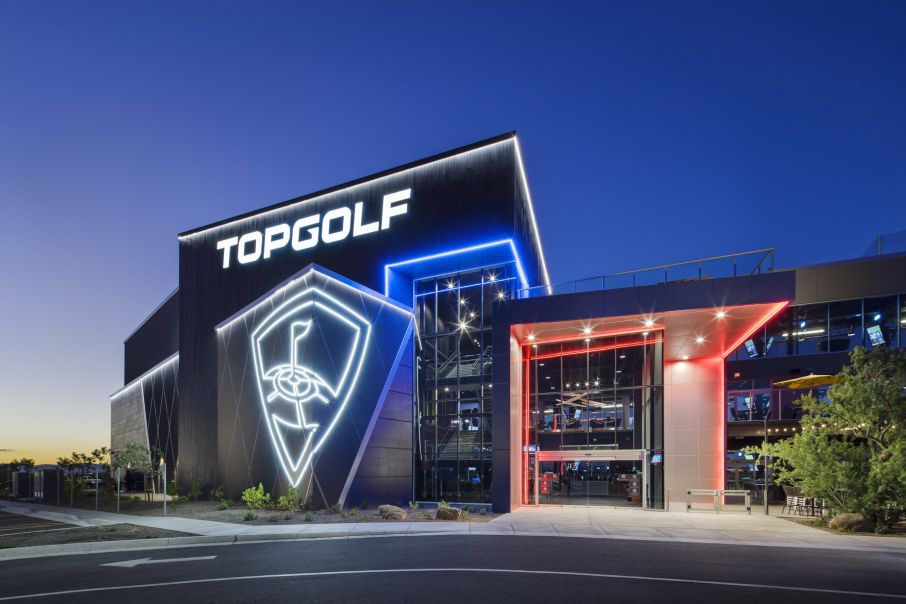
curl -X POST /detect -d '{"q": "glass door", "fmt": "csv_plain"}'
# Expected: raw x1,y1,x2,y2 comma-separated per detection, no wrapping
535,452,645,508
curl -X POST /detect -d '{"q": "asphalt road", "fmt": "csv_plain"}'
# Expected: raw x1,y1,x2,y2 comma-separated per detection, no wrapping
1,535,905,603
0,512,77,537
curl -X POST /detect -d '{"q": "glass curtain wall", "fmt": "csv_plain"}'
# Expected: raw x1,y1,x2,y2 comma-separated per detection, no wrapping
731,294,904,360
413,262,517,504
525,332,664,508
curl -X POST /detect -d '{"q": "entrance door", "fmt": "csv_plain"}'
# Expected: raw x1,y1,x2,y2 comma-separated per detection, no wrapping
535,451,645,509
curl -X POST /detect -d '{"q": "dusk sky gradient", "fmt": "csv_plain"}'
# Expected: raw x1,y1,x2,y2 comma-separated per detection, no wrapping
1,1,905,463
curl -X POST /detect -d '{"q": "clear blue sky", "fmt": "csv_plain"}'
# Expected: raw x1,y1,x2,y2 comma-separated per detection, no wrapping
1,1,904,462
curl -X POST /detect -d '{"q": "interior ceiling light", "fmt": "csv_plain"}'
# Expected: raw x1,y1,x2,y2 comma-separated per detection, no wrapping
696,337,704,343
583,327,591,334
683,355,689,360
619,355,625,359
642,331,649,336
527,334,535,341
644,320,654,327
716,311,725,318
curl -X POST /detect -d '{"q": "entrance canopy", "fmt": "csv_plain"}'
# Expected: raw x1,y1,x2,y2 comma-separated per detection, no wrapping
511,302,787,362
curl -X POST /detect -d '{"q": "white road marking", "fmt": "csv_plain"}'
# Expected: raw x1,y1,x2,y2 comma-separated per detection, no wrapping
0,567,904,600
101,556,217,568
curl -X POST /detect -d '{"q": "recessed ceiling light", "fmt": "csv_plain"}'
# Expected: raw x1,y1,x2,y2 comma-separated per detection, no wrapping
682,355,689,360
527,334,535,341
696,337,704,343
619,355,625,358
645,320,654,327
716,311,725,318
583,327,591,334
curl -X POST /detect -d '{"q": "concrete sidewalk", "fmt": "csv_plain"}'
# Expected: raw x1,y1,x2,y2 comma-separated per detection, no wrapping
2,500,905,555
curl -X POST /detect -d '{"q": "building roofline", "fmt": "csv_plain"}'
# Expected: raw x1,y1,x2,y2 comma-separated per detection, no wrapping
777,250,906,274
123,287,178,344
178,131,517,238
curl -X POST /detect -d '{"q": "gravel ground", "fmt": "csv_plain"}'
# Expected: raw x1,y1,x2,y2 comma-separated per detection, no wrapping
780,516,906,537
17,496,500,526
0,524,194,549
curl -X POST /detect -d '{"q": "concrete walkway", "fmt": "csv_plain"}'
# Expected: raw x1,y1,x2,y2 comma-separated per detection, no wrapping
2,500,905,554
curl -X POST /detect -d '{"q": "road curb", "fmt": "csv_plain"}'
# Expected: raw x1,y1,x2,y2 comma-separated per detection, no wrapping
0,535,241,560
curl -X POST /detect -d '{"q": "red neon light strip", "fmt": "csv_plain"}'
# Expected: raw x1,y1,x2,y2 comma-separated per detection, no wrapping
721,302,789,359
530,337,665,361
524,344,530,506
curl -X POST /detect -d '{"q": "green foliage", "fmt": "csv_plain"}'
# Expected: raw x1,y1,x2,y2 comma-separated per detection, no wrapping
360,515,368,521
304,511,314,522
241,483,271,509
350,506,359,515
462,510,470,520
187,479,203,502
168,483,183,511
107,526,119,532
268,515,278,523
746,348,906,528
875,525,891,534
243,511,257,521
216,502,230,511
276,485,300,511
340,510,348,519
408,501,417,512
132,496,140,503
360,497,370,510
438,500,450,508
284,513,292,520
209,485,225,501
479,507,487,516
330,503,342,514
316,510,323,516
422,510,431,518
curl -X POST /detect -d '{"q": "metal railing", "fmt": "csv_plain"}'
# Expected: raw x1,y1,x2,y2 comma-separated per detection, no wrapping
518,248,774,299
686,489,751,514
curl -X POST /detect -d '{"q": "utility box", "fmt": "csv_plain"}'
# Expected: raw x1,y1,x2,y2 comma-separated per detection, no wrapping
12,472,31,499
34,469,63,503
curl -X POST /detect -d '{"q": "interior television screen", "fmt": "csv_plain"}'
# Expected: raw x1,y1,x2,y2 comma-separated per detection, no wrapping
745,339,758,358
650,453,663,465
765,336,775,355
867,325,885,347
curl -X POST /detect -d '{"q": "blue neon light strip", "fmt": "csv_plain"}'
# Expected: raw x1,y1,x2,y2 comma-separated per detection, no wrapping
384,239,530,296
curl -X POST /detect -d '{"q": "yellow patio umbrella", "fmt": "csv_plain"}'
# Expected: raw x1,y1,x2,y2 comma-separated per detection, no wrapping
773,374,844,389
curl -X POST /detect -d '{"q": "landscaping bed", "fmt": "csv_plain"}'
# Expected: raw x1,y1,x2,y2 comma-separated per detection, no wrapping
780,516,906,537
19,496,501,526
0,524,194,549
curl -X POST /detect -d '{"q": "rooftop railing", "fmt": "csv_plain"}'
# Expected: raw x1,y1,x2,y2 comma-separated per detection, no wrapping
517,248,774,299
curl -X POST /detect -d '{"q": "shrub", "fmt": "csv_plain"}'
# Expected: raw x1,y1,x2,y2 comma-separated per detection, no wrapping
216,502,230,511
168,483,183,511
330,503,342,514
409,501,417,512
243,511,257,521
462,511,470,520
438,500,450,508
351,507,359,515
132,496,140,503
875,525,891,535
187,479,203,502
360,498,370,510
268,515,278,523
422,510,431,519
107,526,119,532
360,515,368,521
284,513,292,520
304,511,314,522
480,507,487,516
209,485,225,501
242,483,271,509
340,510,348,519
276,485,300,512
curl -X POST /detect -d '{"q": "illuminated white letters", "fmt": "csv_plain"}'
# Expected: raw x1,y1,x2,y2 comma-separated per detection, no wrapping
381,189,410,230
215,189,410,269
263,224,290,259
238,232,263,264
292,215,320,250
217,237,239,269
321,207,351,243
353,202,379,237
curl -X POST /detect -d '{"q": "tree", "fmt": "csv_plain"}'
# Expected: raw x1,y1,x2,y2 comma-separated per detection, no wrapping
111,443,162,494
747,347,906,528
92,447,113,498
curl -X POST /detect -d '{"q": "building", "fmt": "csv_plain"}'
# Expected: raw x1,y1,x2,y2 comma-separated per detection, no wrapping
111,133,906,512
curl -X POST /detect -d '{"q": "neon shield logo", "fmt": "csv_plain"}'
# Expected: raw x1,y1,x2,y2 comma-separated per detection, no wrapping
250,288,370,487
